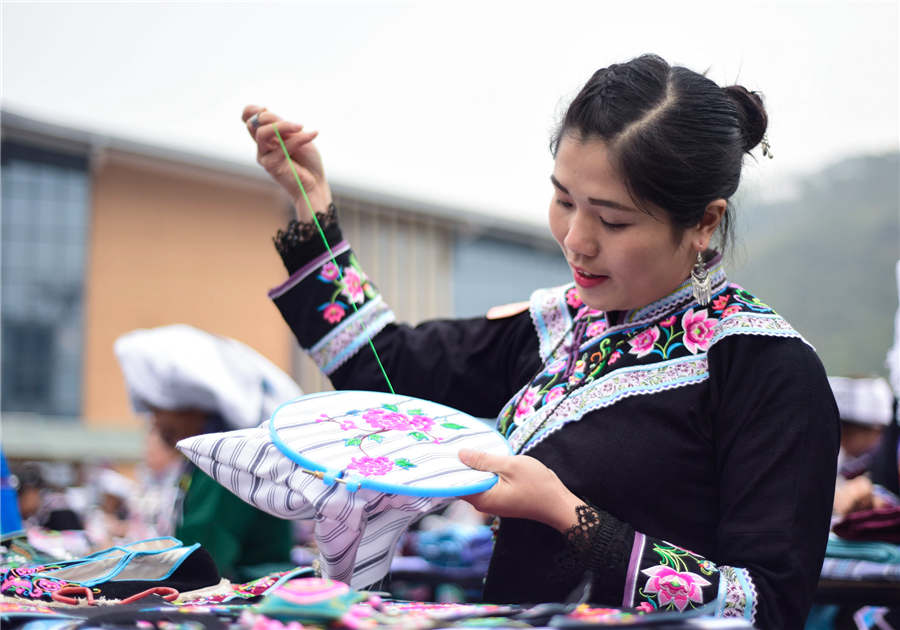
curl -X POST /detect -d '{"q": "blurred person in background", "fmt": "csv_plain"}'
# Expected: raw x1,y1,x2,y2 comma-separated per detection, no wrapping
830,376,895,517
13,462,83,532
128,424,182,540
83,468,134,549
114,324,303,581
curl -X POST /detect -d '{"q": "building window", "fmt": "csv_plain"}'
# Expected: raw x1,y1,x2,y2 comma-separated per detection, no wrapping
1,141,90,416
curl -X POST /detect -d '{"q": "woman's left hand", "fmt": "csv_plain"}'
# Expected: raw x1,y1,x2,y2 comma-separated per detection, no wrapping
458,449,584,532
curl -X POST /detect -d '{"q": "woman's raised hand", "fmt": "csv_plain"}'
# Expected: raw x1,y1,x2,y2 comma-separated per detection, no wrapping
458,450,585,532
242,105,332,222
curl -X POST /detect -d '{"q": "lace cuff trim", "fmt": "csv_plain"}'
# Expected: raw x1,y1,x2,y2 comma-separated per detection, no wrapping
272,203,341,274
274,203,337,250
554,503,634,602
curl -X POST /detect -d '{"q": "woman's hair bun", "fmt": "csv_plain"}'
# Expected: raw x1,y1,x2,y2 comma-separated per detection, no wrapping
724,85,768,152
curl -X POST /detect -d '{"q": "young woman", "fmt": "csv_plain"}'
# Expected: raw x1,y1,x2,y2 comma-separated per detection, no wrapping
243,54,839,628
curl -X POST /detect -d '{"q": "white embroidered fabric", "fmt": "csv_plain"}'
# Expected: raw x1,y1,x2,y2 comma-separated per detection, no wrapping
177,390,511,588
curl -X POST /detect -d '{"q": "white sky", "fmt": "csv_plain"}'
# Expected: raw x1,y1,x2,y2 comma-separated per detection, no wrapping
2,1,898,226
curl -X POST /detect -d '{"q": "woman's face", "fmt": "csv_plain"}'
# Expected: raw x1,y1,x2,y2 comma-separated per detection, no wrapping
548,135,700,313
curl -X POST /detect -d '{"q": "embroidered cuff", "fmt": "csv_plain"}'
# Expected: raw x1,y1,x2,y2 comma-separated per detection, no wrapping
554,503,634,604
273,203,342,274
625,536,721,615
270,243,396,374
714,565,758,623
309,295,395,375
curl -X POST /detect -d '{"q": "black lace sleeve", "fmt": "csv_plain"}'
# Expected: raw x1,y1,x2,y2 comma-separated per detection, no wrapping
555,504,635,604
272,203,341,274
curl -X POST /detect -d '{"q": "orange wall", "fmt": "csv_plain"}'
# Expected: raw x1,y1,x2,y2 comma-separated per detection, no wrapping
82,156,295,427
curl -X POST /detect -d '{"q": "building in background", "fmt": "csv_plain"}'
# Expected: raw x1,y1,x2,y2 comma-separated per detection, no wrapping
1,110,568,463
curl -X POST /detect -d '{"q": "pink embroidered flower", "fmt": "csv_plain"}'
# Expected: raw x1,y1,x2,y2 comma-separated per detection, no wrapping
641,565,711,612
565,287,583,308
712,294,730,311
338,420,358,431
409,415,435,432
722,304,741,317
628,326,660,358
322,302,346,324
586,320,608,338
546,358,567,375
34,579,63,594
660,316,676,327
346,456,394,477
363,409,411,431
340,267,365,304
636,602,655,613
681,309,718,354
515,386,541,418
608,350,622,365
320,261,340,281
543,385,567,406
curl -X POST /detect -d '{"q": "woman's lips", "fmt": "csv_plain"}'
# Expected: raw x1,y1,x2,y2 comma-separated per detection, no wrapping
572,266,609,288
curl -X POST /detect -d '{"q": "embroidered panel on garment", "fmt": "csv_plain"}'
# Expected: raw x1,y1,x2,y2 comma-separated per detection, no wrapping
631,540,719,614
619,534,759,621
310,296,395,375
715,566,759,622
269,245,396,374
499,275,803,453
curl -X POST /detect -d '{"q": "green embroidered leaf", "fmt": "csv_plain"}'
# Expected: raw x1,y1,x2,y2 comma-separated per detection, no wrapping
407,409,424,416
367,434,385,443
344,438,362,446
394,458,416,469
441,423,466,430
382,404,399,412
408,431,428,441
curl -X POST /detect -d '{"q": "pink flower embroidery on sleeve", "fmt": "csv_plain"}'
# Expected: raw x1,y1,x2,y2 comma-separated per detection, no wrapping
320,262,340,281
340,267,366,304
641,565,711,612
681,309,718,354
321,302,347,324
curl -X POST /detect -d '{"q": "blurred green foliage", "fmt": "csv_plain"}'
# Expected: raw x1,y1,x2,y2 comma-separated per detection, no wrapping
731,152,899,378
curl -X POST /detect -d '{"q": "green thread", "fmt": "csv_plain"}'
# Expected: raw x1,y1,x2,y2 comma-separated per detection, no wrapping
272,123,395,394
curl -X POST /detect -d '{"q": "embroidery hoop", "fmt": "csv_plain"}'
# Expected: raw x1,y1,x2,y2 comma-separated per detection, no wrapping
268,390,511,498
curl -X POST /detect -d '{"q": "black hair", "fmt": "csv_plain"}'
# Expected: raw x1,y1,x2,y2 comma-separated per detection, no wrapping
13,462,45,491
550,54,768,252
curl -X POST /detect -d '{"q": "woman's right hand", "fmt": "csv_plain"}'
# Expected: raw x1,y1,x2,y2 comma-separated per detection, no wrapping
242,105,333,221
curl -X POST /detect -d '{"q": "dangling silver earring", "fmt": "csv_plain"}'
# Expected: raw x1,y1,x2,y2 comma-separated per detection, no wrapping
691,251,711,306
761,135,774,159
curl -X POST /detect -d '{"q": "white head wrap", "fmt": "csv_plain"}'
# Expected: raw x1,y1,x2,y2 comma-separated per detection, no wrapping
828,376,894,427
114,324,302,429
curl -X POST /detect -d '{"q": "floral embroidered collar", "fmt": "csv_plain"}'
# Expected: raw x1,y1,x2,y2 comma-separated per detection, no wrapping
498,255,802,452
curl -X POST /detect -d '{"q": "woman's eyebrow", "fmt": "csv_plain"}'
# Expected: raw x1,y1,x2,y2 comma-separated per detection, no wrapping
550,174,637,212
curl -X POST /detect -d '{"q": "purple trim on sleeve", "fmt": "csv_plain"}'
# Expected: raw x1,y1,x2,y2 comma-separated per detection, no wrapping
622,531,646,607
267,241,350,299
